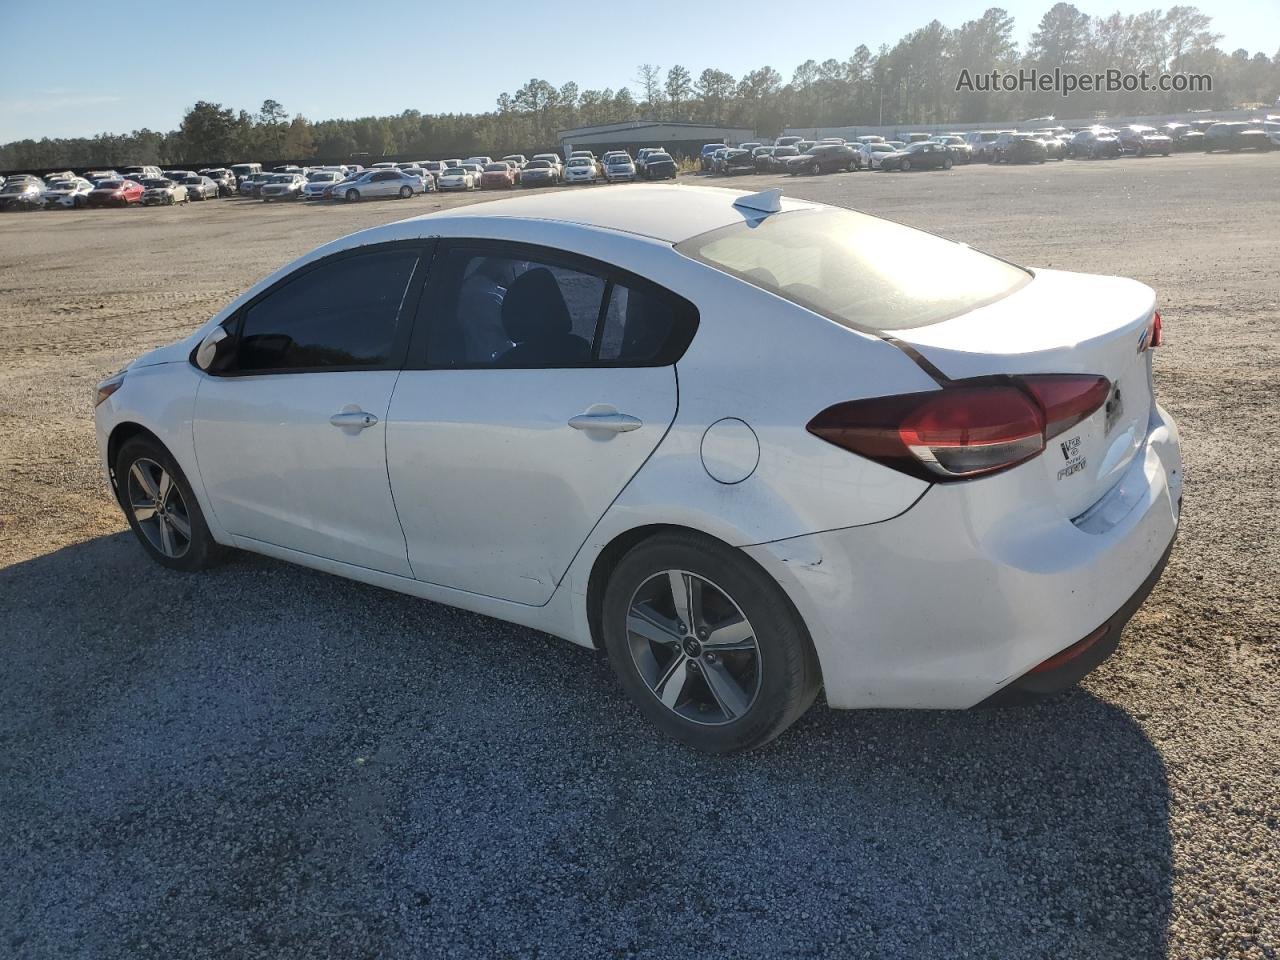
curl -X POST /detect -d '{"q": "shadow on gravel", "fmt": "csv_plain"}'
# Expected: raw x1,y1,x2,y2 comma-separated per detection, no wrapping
2,534,1172,960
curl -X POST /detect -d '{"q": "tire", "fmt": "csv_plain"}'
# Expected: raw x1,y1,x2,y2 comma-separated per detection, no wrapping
900,159,911,171
943,157,953,170
399,186,412,199
115,436,227,572
601,531,822,753
809,161,821,176
846,160,858,172
346,189,359,202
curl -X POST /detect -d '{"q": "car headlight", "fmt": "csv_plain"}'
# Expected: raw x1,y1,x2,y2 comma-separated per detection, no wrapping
95,369,127,407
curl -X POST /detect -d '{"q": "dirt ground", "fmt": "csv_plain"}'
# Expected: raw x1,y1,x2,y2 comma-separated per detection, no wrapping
1,154,1277,959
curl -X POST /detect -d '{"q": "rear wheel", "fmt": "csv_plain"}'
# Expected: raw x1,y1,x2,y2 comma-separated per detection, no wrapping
116,436,226,572
943,156,953,169
900,159,911,171
809,161,821,175
602,532,821,753
398,186,412,199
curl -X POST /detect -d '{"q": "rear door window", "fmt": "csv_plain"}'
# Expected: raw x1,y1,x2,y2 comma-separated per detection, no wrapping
413,243,697,368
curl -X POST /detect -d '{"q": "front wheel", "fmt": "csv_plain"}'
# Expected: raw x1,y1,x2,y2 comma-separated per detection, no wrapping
116,436,226,572
809,162,821,175
900,159,911,171
346,189,359,202
602,531,821,753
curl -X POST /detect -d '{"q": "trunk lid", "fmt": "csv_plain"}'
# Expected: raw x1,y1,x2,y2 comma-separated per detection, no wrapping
892,268,1156,519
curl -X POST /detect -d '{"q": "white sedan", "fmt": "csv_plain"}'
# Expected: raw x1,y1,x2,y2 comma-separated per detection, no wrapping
437,167,478,191
93,186,1182,753
859,142,901,170
43,177,94,208
338,169,427,202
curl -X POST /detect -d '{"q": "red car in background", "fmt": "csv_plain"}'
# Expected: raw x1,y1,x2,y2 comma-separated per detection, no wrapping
86,179,144,208
480,162,518,189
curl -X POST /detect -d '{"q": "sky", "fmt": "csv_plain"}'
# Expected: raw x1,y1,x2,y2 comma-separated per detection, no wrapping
1,0,1275,142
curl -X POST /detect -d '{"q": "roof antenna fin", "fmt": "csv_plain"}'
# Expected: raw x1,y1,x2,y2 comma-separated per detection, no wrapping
733,187,783,215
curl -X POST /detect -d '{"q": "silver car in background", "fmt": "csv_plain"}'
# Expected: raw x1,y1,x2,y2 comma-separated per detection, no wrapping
337,168,427,202
259,173,306,202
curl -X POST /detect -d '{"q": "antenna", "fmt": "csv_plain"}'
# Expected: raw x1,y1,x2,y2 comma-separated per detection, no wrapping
733,187,783,215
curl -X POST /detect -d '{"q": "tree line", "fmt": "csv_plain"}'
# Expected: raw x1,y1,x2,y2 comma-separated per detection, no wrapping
3,3,1276,170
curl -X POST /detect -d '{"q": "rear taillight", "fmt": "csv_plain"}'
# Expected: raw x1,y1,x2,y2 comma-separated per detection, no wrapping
1150,310,1162,347
807,374,1111,482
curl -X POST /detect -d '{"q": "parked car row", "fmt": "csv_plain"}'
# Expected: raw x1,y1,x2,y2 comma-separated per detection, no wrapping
694,116,1277,180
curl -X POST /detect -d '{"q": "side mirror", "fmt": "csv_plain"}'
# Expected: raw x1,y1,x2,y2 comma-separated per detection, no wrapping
194,326,229,371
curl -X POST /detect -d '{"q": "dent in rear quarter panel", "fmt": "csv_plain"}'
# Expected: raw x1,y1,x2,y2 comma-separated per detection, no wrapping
557,261,940,648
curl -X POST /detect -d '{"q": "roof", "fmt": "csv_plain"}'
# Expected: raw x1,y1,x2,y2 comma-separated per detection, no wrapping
405,184,818,244
558,119,756,138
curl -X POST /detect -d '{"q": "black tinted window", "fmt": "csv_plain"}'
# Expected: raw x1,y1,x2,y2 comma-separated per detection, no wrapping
598,285,678,363
234,249,418,372
422,251,603,367
419,246,696,367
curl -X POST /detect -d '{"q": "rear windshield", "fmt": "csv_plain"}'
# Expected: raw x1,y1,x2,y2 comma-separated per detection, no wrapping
675,207,1031,333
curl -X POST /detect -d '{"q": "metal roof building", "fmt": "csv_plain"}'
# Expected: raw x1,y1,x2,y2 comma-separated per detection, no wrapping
558,120,756,159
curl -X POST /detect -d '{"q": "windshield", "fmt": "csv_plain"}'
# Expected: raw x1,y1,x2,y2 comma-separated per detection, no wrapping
906,143,929,153
484,163,508,172
568,158,591,167
142,179,170,187
607,156,632,164
676,208,1031,333
96,181,122,189
526,161,550,169
870,144,895,153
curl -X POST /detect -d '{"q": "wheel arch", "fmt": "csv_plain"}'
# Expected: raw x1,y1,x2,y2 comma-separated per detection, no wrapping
106,421,164,503
581,523,820,687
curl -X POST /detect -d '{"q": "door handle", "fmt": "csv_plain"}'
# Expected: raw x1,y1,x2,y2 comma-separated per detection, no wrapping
329,409,379,430
568,412,643,433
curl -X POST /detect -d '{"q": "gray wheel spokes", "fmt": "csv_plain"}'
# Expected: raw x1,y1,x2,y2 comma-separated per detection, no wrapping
157,514,176,555
655,654,690,709
130,461,159,500
704,614,755,651
166,508,191,540
126,457,191,559
702,660,752,719
627,602,682,647
626,569,762,727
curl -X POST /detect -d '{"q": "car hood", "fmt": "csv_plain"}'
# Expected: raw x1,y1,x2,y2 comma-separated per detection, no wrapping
129,338,198,369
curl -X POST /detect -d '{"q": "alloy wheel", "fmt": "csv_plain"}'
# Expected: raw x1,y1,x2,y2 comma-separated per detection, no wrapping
626,570,762,725
125,457,192,559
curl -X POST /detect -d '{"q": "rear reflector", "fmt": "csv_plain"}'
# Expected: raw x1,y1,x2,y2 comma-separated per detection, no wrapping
807,373,1111,482
1029,624,1109,673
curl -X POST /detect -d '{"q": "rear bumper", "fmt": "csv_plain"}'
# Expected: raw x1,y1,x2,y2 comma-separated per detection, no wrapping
975,531,1175,706
744,403,1182,710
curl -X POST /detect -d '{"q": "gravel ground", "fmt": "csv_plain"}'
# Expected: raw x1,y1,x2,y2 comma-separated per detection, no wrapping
1,154,1277,959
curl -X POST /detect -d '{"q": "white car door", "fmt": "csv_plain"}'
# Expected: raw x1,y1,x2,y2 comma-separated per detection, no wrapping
385,241,696,605
193,242,429,575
